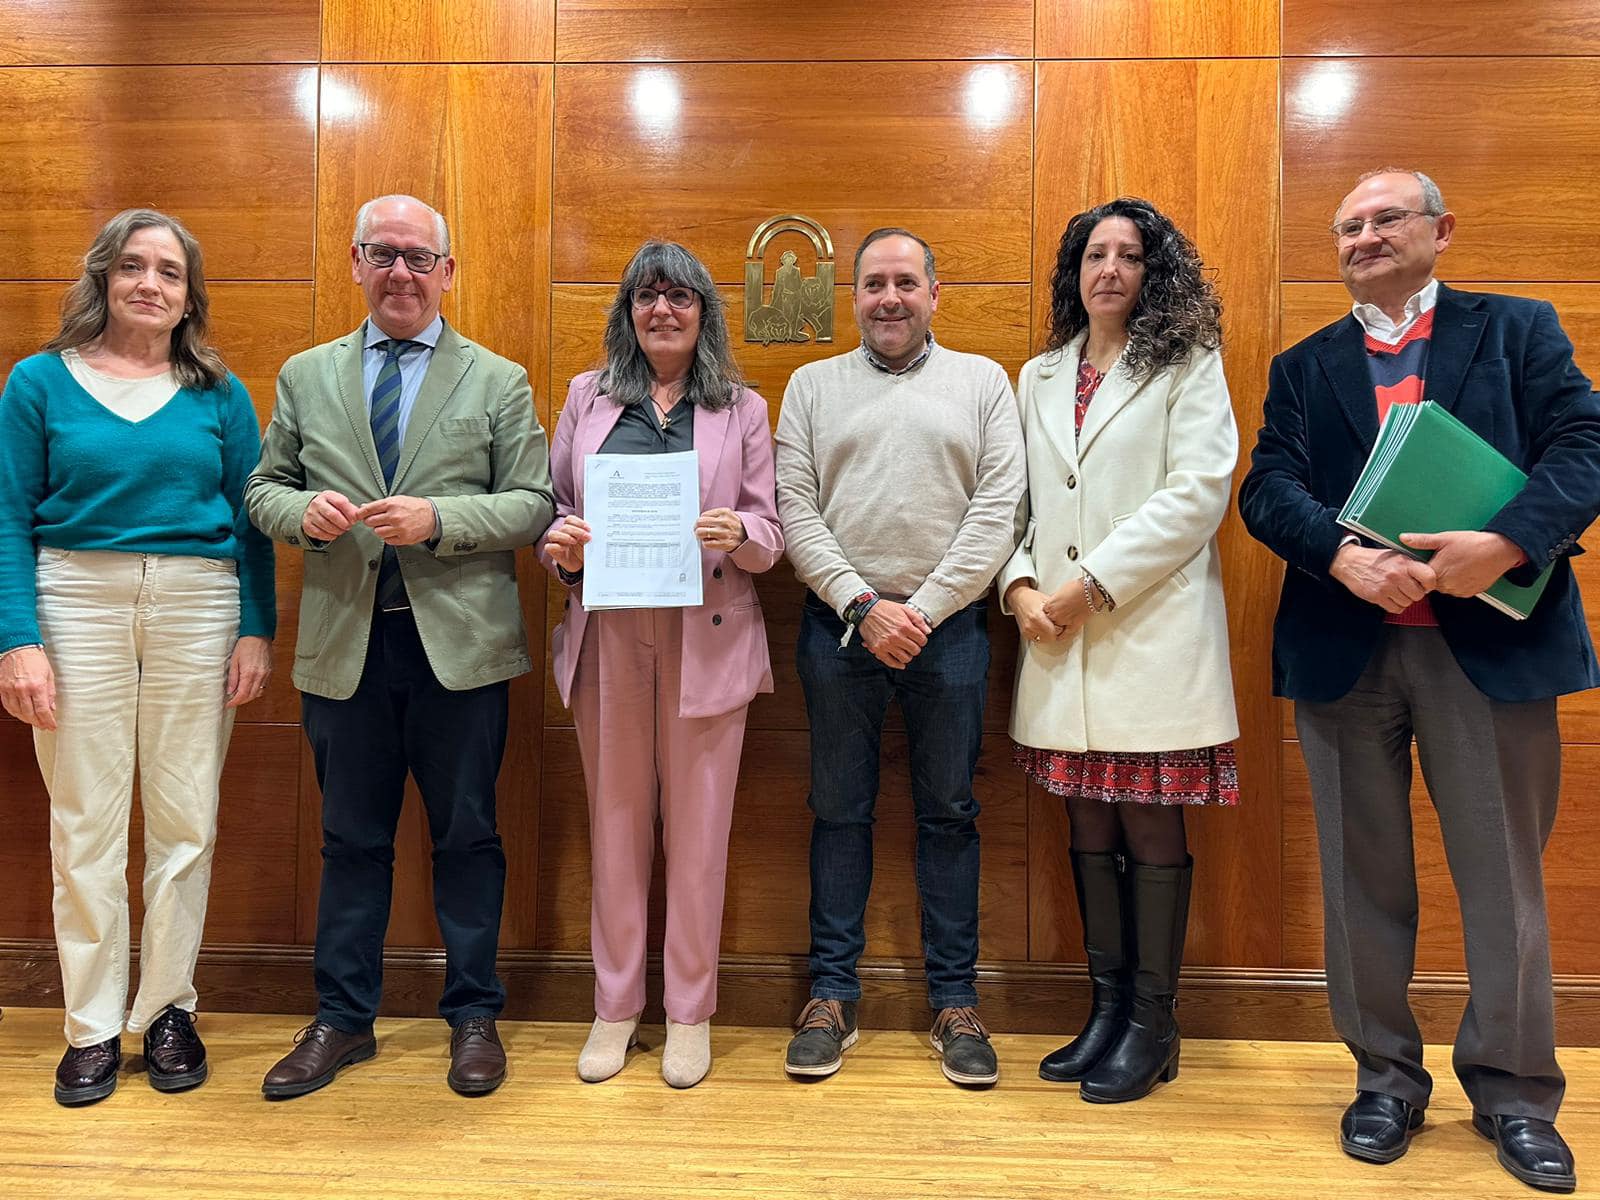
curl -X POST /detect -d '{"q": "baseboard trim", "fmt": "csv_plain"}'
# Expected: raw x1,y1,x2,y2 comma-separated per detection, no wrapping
4,939,1600,1042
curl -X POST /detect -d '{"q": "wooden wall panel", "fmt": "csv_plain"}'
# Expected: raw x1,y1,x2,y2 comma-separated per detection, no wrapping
555,0,1032,62
551,63,1033,285
1282,744,1600,974
1284,0,1600,57
1282,58,1600,282
314,65,553,393
0,67,316,281
323,0,553,62
547,283,1033,426
0,724,301,947
0,1,320,66
536,730,1029,963
1033,56,1285,970
1281,282,1600,383
1038,0,1277,59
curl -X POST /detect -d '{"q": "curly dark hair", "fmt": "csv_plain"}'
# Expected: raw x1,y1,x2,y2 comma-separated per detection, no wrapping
1045,197,1221,382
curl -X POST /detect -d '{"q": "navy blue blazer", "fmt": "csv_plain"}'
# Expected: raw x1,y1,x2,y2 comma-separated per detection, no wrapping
1238,284,1600,703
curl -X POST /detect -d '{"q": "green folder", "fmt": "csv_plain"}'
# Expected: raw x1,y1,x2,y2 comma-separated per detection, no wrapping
1337,401,1553,620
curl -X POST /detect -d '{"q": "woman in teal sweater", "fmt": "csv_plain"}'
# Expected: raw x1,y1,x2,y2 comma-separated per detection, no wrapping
0,209,276,1106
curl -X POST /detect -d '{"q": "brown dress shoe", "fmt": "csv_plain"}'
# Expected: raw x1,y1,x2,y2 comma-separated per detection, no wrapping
448,1017,506,1095
55,1038,121,1106
145,1004,208,1092
261,1021,376,1100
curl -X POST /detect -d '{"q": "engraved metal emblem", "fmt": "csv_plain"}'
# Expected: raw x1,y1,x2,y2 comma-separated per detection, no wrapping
743,214,834,345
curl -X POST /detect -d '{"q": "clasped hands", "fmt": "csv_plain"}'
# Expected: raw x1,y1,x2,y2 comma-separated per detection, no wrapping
1006,578,1092,648
1332,530,1525,613
303,490,436,546
543,507,748,576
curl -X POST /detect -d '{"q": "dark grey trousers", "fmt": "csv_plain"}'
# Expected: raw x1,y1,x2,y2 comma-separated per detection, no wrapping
1295,626,1564,1121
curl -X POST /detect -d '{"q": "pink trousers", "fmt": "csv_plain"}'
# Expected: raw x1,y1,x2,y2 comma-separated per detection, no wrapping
571,607,748,1025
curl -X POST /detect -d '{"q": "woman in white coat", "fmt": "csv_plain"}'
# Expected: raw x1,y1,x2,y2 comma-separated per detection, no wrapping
1000,198,1239,1104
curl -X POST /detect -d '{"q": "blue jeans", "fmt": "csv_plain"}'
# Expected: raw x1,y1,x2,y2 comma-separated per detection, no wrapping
796,591,989,1010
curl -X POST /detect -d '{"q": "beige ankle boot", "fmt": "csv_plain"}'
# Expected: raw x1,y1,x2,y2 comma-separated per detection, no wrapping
661,1018,711,1088
577,1014,640,1082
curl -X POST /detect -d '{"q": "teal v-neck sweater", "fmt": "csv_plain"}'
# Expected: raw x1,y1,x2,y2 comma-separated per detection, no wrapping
0,352,276,652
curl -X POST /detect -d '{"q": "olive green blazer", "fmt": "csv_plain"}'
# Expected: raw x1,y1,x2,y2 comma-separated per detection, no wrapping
245,321,554,699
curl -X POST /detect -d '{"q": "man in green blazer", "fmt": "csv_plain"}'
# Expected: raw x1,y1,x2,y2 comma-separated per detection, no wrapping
245,194,553,1100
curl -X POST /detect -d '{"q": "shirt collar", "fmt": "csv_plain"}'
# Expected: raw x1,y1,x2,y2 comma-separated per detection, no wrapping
861,330,935,376
1351,278,1438,343
365,314,444,351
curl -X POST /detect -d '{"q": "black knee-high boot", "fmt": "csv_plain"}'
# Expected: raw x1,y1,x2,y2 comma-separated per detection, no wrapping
1039,850,1129,1082
1079,854,1192,1103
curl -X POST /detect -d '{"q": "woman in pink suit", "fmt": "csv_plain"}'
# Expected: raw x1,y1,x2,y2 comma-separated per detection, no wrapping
539,241,782,1088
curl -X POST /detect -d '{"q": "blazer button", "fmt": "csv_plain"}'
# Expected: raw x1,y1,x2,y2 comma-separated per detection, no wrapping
368,558,379,570
713,567,724,579
1067,474,1077,489
1067,545,1079,561
287,535,301,546
711,614,723,626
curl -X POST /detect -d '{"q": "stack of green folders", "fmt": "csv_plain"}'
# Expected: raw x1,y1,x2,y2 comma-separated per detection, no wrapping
1337,400,1553,620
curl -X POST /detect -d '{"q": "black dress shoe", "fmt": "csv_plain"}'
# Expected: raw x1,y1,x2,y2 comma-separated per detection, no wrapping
144,1005,208,1093
54,1038,121,1106
1339,1091,1424,1163
1472,1112,1577,1194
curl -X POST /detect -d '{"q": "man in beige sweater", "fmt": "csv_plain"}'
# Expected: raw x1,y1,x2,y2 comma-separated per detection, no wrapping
775,228,1024,1087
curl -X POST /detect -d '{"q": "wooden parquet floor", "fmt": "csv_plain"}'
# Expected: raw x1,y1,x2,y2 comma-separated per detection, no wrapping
0,1006,1594,1199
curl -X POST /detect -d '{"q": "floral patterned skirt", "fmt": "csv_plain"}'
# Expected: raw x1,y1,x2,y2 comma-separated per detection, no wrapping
1013,741,1240,806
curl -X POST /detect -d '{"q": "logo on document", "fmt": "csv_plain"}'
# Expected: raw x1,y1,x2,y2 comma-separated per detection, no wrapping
743,214,835,346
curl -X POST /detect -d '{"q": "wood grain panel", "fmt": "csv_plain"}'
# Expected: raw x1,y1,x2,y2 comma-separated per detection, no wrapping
547,283,1033,429
1284,0,1600,57
1033,57,1284,968
0,1,319,65
1283,58,1600,282
315,65,553,397
1281,282,1600,383
0,67,315,282
537,730,1029,964
1282,743,1600,974
552,63,1033,285
1038,0,1277,58
323,0,553,63
556,0,1031,62
0,724,300,946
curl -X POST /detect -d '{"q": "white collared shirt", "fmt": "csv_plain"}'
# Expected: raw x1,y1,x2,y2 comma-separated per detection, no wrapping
1351,278,1438,346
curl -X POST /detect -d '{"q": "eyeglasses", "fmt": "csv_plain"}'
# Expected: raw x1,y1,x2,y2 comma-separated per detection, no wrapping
1330,209,1433,242
630,286,699,311
358,242,446,274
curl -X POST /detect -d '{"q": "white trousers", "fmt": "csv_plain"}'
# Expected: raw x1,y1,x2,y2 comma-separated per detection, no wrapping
32,548,239,1046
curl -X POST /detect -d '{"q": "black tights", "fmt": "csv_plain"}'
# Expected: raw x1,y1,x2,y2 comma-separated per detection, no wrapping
1066,795,1188,867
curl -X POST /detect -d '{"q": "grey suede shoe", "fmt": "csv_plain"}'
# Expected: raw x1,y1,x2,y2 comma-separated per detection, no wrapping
784,999,858,1078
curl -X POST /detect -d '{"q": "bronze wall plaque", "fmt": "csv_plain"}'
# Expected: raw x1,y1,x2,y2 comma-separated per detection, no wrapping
744,214,835,345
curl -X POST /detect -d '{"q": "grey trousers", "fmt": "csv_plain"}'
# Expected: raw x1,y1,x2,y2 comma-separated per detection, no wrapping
1295,626,1564,1120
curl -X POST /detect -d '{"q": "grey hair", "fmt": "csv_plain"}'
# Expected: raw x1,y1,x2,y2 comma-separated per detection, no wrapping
43,208,229,392
353,194,451,255
852,227,937,285
1338,168,1448,222
597,241,742,412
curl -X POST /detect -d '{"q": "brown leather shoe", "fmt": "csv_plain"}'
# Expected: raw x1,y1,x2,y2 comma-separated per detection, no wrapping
447,1017,506,1096
145,1004,208,1092
261,1021,376,1100
55,1038,121,1106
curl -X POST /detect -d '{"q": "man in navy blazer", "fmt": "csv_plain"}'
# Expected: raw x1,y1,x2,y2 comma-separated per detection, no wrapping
1241,167,1600,1194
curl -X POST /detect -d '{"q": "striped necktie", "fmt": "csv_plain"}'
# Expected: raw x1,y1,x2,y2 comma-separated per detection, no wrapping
370,338,420,610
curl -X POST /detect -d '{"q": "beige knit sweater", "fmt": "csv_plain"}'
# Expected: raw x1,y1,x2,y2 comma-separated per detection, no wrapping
774,343,1026,627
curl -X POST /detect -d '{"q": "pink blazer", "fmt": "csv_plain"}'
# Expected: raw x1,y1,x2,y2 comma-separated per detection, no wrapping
538,371,784,719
